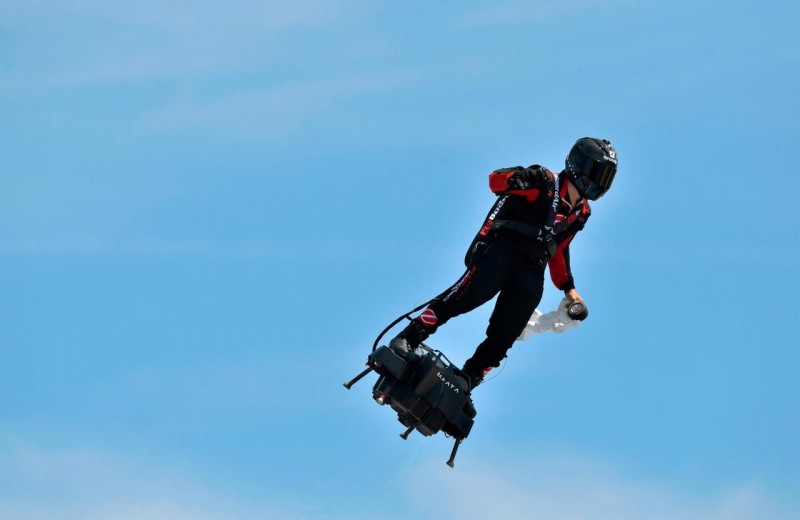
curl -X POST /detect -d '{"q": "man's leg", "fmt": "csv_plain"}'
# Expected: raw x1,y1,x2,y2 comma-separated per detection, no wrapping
462,264,545,384
389,240,515,356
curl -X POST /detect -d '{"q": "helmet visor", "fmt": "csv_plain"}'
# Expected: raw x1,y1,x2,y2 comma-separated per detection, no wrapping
569,156,617,200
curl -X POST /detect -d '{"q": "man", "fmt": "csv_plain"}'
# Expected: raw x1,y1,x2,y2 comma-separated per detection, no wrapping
388,137,618,389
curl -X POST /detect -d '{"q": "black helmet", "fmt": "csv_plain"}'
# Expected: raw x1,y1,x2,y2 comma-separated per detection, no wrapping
565,137,618,200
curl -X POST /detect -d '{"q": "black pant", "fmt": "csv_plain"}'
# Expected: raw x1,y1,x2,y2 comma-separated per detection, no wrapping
419,237,546,374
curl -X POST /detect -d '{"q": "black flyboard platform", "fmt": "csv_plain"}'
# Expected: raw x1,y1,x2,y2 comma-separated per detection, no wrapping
344,344,477,467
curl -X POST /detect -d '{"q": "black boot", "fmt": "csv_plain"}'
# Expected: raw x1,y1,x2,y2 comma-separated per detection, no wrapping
388,319,430,360
461,364,492,391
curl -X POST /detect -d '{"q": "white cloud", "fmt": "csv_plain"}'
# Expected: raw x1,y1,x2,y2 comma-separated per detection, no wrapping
456,0,636,27
0,442,311,520
2,0,350,34
137,69,424,136
122,352,345,414
0,440,795,520
0,439,399,520
0,235,402,263
1,0,357,87
407,453,796,520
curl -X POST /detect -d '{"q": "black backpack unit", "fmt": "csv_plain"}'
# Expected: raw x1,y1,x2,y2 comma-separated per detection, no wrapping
344,341,477,467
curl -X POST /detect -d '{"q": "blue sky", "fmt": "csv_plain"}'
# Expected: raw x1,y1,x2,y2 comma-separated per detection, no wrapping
1,1,798,518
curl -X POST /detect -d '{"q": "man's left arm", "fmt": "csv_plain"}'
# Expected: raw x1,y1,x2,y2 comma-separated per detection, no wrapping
549,236,575,289
549,198,592,305
549,239,585,305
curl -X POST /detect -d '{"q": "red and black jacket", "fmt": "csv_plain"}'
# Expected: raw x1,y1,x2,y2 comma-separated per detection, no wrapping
465,165,591,291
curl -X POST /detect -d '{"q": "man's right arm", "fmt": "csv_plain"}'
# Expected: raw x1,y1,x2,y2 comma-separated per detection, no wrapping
489,165,554,202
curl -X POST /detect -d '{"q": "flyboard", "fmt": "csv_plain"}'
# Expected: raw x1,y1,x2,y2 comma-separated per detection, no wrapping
343,308,476,468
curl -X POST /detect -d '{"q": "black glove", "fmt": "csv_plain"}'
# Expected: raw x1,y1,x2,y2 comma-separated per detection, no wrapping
506,166,548,191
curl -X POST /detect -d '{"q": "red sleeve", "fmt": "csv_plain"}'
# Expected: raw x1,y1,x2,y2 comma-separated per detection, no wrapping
548,235,575,290
489,170,515,193
488,167,551,202
549,200,591,290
